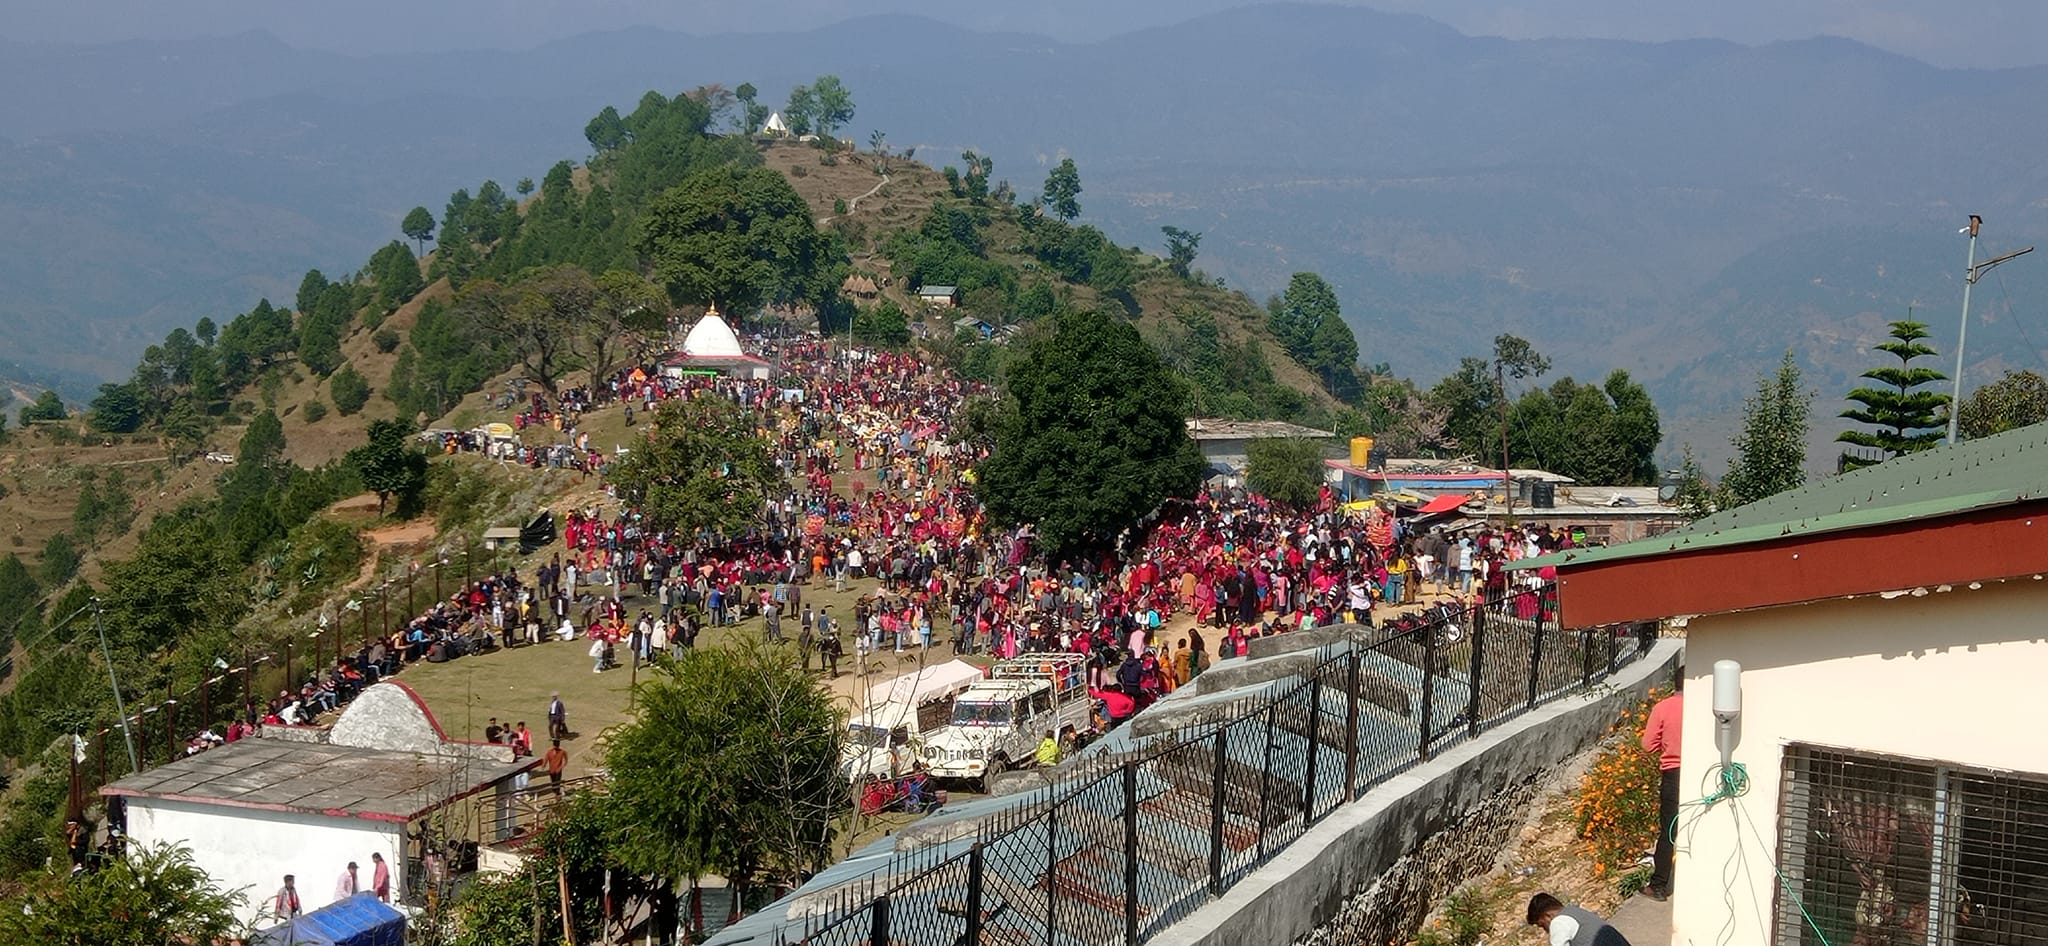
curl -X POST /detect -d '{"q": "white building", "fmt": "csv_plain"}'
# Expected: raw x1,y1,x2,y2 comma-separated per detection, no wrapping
1185,418,1334,472
1526,422,2048,946
102,682,535,924
662,309,776,380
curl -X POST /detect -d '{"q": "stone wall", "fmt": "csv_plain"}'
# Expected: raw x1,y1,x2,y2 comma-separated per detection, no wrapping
1293,768,1547,946
1148,640,1681,946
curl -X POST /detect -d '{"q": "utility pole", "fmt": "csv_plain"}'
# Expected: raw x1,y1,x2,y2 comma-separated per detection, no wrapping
91,601,140,774
1947,214,2034,444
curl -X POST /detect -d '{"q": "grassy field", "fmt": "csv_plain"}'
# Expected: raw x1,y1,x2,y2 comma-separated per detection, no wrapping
394,570,977,779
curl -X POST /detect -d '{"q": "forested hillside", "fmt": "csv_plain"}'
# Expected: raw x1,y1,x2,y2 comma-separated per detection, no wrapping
0,77,1386,872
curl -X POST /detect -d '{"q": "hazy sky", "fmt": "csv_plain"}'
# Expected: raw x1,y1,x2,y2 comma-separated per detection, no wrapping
7,0,2046,69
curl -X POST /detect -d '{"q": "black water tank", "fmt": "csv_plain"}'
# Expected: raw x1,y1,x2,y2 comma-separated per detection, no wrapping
1530,480,1556,509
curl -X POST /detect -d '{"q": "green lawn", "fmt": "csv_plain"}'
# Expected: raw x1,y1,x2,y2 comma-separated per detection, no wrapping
393,572,964,777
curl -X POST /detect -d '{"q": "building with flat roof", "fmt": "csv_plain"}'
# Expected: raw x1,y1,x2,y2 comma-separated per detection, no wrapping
1186,418,1334,471
102,682,534,924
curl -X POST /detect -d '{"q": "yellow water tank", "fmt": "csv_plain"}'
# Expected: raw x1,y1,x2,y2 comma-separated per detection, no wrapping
1349,436,1374,468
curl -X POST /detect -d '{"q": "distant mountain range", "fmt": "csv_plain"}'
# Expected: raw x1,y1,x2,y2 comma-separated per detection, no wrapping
4,5,2047,462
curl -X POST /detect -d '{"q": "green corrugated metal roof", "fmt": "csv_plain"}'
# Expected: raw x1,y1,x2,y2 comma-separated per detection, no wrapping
1515,421,2048,571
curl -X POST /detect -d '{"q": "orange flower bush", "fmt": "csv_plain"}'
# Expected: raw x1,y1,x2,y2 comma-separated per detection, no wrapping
1572,689,1664,882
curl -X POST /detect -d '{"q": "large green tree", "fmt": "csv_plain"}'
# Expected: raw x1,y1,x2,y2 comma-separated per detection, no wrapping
580,270,668,387
607,396,780,542
1041,158,1082,222
349,419,428,516
1957,369,2048,440
808,74,855,138
1268,272,1338,362
637,165,846,317
783,84,815,136
976,307,1205,554
1162,226,1201,278
0,842,246,945
1837,319,1949,470
1246,438,1327,508
17,390,64,427
1722,350,1813,504
584,104,628,153
604,644,846,898
401,206,436,254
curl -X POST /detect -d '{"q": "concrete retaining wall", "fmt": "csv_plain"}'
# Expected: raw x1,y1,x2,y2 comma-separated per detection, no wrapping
1149,640,1683,946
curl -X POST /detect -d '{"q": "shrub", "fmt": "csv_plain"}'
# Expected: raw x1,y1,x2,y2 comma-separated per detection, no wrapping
302,400,328,423
1414,886,1493,946
1573,689,1665,882
790,165,808,178
372,328,401,353
330,365,371,416
833,198,848,215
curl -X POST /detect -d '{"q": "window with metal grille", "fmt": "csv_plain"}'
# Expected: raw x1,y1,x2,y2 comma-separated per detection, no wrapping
1776,745,2048,946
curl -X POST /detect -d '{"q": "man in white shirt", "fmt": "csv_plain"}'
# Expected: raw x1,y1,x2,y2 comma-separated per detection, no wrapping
1526,893,1631,946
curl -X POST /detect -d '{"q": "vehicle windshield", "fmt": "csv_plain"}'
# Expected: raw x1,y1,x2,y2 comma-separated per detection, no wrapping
847,725,894,749
950,701,1015,726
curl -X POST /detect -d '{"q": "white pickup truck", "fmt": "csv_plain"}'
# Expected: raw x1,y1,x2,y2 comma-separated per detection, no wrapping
920,653,1092,793
840,659,984,782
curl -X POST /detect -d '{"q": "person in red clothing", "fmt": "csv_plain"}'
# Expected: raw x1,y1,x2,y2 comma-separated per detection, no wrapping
1640,690,1682,900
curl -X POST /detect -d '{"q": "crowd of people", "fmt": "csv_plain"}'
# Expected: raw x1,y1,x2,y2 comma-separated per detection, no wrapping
163,318,1615,814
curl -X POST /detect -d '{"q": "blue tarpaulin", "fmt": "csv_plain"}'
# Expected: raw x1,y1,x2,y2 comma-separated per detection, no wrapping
253,893,406,946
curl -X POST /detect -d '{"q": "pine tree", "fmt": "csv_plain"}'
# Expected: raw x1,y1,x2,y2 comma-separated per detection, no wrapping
1837,319,1949,471
1724,350,1813,503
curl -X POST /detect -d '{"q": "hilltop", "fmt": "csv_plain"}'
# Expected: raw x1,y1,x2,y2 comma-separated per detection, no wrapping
4,9,2048,468
0,88,1357,859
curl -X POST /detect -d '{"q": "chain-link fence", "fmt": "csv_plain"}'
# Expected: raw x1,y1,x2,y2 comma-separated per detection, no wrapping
781,583,1649,946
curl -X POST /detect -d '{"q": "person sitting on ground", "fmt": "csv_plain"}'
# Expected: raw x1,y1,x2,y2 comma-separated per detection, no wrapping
1034,729,1061,767
1527,893,1631,946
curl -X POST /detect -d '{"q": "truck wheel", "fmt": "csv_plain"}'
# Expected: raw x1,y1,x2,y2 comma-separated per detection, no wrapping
981,756,1006,795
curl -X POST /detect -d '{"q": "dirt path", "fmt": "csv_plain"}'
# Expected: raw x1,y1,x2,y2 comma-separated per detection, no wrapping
820,173,890,224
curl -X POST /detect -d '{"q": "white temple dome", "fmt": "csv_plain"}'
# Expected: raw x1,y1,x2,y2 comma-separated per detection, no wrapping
681,311,744,358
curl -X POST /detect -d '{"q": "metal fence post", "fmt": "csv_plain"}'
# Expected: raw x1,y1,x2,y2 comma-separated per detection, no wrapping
1208,728,1229,894
966,842,984,946
1046,797,1059,946
1123,761,1140,946
869,893,890,946
1303,676,1322,819
1343,647,1361,801
1582,626,1596,687
1256,706,1276,860
1465,601,1486,739
1419,626,1438,761
1526,599,1544,710
1608,625,1620,675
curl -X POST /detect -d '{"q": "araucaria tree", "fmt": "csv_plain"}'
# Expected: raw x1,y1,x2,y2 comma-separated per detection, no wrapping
603,644,847,900
1837,319,1949,470
976,307,1205,554
1722,350,1813,504
607,396,780,542
638,165,846,317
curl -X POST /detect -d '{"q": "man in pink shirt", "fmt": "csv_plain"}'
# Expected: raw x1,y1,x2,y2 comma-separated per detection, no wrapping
1640,691,1682,900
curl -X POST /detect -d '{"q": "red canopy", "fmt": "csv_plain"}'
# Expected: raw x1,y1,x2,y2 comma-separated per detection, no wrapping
1417,494,1468,514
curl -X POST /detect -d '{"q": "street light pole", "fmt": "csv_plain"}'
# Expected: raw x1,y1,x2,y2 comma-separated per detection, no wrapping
1949,217,1981,445
1946,215,2034,445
